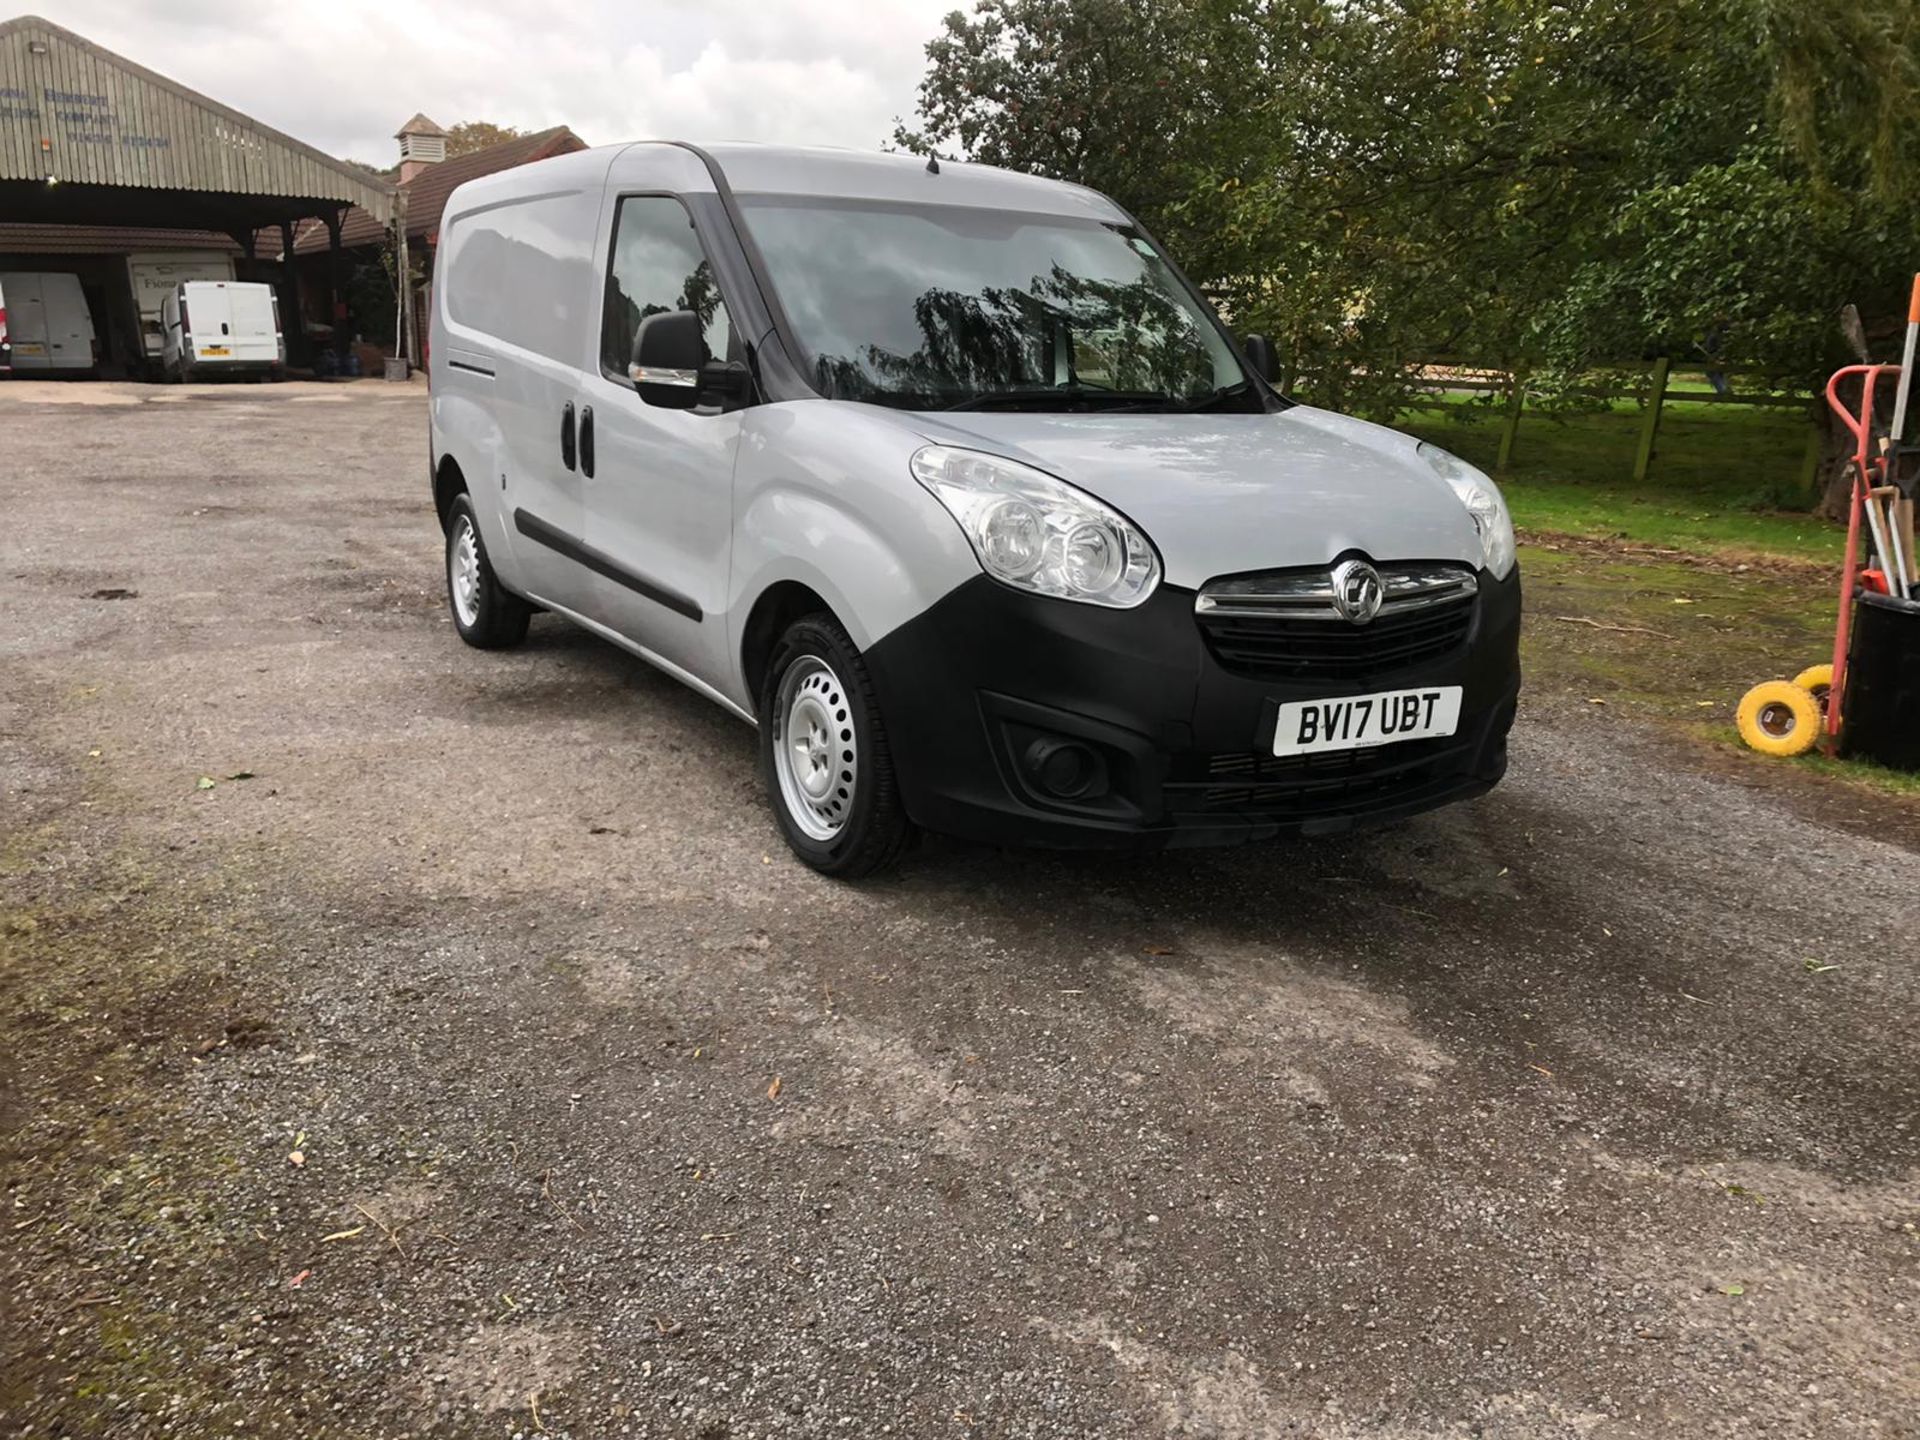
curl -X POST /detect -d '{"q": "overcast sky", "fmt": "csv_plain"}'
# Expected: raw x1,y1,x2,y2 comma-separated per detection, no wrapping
35,0,959,164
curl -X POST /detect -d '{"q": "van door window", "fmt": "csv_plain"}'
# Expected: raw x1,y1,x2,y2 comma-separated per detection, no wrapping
600,197,733,380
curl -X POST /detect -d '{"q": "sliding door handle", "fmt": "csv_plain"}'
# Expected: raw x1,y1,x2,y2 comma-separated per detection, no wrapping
560,401,577,472
579,406,595,478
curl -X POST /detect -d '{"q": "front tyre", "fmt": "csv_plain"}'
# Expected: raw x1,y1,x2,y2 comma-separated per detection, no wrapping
760,615,913,878
445,493,531,649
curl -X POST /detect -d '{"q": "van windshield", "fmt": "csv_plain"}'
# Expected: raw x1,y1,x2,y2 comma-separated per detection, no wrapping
737,195,1252,412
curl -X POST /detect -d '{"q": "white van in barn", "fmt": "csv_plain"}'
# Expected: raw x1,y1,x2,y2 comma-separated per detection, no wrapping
428,143,1521,876
0,271,97,376
126,253,237,374
161,280,285,382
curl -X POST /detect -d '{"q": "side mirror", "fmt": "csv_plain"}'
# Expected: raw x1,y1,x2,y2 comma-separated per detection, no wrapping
631,310,751,410
631,310,705,409
1241,333,1277,385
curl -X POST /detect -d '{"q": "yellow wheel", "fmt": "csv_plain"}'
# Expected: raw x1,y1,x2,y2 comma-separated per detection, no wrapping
1791,664,1834,714
1736,681,1821,757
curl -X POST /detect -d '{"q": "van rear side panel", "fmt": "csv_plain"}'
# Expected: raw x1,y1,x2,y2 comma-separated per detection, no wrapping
430,146,621,605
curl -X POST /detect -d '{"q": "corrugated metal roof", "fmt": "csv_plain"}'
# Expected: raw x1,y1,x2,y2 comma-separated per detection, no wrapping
297,126,586,252
0,222,238,254
0,15,394,221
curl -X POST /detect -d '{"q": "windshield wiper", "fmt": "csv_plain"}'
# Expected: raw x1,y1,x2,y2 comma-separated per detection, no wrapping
938,385,1178,412
1125,380,1259,414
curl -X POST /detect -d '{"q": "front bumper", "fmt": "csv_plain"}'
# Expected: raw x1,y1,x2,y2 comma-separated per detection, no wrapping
862,568,1521,850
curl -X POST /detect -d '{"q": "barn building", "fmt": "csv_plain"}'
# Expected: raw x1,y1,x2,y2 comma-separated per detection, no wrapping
0,13,395,375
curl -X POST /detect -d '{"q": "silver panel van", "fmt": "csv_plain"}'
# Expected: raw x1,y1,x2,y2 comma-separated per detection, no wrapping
429,143,1520,875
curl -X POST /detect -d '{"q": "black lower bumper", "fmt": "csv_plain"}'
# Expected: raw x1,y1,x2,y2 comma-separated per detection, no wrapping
185,361,284,378
862,569,1521,851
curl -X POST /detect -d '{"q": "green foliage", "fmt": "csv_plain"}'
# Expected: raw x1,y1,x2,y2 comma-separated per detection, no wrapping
899,0,1920,419
345,240,428,348
1758,0,1920,200
444,121,525,157
346,259,396,347
1535,151,1907,392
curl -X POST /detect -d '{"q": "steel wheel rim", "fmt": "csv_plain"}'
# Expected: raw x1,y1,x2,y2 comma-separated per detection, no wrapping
773,655,857,842
450,516,482,627
1757,701,1797,738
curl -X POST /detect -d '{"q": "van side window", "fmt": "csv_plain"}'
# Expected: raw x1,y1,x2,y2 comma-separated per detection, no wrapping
442,193,590,363
601,197,733,378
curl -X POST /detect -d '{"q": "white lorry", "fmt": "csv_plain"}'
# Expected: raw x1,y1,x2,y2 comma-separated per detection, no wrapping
125,252,235,374
160,280,285,382
0,271,98,376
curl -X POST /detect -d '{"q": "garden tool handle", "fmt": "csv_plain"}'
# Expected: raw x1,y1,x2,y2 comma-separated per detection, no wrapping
1870,487,1910,599
1894,276,1920,450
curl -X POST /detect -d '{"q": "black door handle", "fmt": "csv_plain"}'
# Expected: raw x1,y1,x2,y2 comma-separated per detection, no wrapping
560,401,576,471
579,406,595,478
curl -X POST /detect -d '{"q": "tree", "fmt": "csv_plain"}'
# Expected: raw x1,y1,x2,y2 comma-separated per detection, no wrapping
1524,1,1920,513
444,121,525,157
899,0,1920,506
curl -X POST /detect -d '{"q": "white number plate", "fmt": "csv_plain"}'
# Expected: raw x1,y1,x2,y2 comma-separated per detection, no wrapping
1272,686,1463,757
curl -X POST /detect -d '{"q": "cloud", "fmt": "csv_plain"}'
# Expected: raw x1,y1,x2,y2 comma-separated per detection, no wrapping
34,0,954,163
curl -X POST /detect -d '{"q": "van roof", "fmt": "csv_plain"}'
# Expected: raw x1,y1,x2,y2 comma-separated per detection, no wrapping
690,142,1123,220
448,141,1127,226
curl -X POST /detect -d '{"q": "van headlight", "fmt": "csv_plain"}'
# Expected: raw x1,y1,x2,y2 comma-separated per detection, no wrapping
910,445,1161,608
1418,442,1516,579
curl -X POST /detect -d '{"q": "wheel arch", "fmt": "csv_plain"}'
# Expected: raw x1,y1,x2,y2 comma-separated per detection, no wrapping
741,579,837,704
729,476,978,707
433,454,468,532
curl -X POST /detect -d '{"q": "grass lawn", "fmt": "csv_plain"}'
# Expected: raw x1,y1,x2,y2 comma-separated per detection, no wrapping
1392,394,1920,804
1403,392,1840,564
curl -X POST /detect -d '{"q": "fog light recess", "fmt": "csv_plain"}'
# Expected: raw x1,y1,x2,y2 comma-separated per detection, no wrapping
1022,736,1110,801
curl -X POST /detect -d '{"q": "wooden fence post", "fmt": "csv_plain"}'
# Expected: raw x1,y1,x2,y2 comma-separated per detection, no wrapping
1496,371,1525,473
1633,356,1671,483
1798,423,1823,498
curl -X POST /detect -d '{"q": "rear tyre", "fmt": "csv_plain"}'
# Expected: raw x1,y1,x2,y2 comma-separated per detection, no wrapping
444,493,532,649
759,614,913,878
1791,663,1834,715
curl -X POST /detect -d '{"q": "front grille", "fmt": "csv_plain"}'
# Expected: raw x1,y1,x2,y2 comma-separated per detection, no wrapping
1165,734,1470,819
1195,562,1476,683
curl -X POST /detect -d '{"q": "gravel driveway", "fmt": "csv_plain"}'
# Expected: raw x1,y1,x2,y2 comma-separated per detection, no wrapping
2,382,1916,1438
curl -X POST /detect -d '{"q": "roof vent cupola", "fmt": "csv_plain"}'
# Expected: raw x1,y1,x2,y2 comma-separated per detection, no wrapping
395,113,447,183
